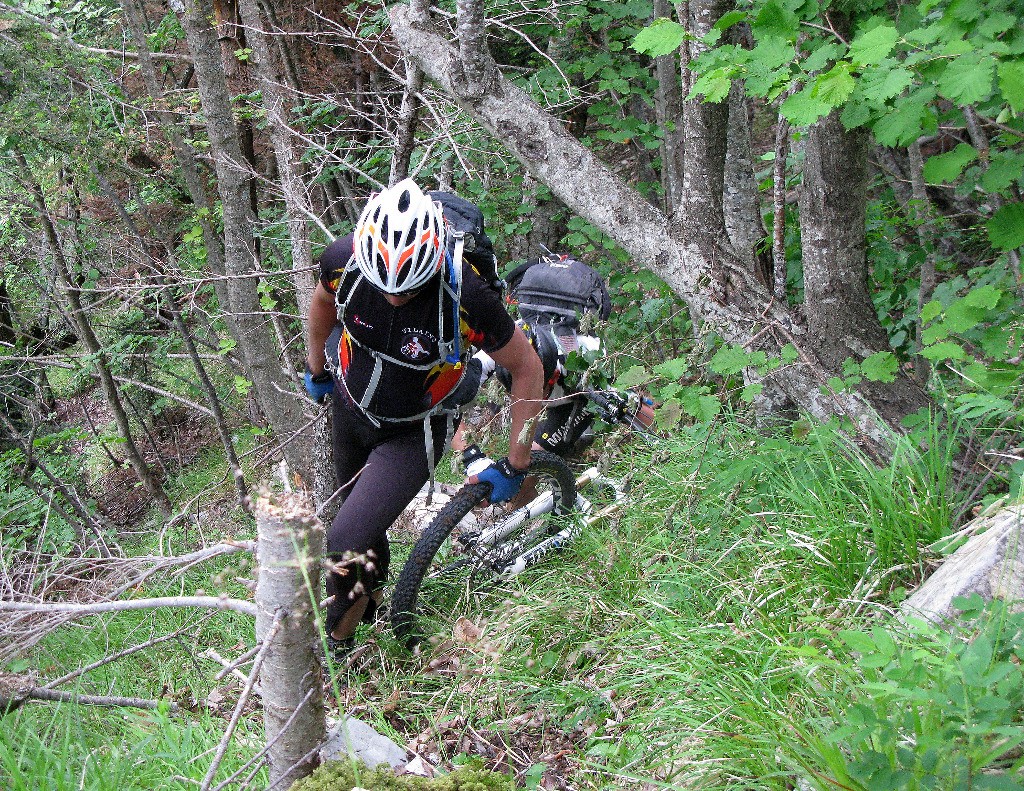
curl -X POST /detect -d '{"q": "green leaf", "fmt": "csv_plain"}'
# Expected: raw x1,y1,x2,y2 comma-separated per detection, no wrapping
632,18,687,57
841,99,872,129
781,86,832,126
615,365,652,389
860,351,898,382
840,630,876,653
920,300,942,324
997,60,1024,112
709,345,751,376
780,344,799,364
987,202,1024,251
714,10,747,31
233,375,253,396
740,382,763,403
962,284,1002,310
923,143,978,184
919,341,967,361
849,25,899,66
689,70,734,103
945,301,989,334
681,391,721,422
938,54,995,104
802,41,844,74
978,12,1016,39
813,63,856,106
826,376,848,393
872,88,936,146
948,0,981,22
860,65,915,105
751,36,797,71
752,1,796,39
981,151,1024,192
655,398,683,430
654,357,689,380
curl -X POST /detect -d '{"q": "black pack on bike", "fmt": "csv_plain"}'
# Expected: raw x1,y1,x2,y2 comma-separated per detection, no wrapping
506,250,611,330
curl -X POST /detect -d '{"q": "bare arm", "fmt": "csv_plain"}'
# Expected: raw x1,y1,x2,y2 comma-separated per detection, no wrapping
486,327,544,470
306,282,338,375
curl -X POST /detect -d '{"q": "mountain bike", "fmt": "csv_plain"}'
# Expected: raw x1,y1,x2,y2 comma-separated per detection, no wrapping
390,384,654,648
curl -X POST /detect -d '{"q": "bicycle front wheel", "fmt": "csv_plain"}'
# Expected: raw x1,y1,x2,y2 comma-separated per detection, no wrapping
390,450,576,648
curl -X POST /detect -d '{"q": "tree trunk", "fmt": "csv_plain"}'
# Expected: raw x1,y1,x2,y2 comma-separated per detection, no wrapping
389,3,931,450
386,2,429,189
236,0,316,324
255,491,325,788
798,111,931,424
121,0,231,311
908,137,938,383
723,81,767,279
653,0,685,211
174,0,315,484
679,0,730,246
0,271,15,346
771,97,792,300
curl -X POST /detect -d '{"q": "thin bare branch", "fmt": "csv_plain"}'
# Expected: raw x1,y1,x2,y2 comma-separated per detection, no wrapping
0,596,258,619
199,612,283,791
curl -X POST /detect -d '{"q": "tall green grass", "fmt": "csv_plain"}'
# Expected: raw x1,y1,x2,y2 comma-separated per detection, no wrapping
1,702,263,790
370,417,968,789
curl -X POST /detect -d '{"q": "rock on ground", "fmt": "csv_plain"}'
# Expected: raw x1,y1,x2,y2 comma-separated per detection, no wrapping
321,715,408,769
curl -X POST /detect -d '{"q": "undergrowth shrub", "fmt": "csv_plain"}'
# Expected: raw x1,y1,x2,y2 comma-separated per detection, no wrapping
787,595,1024,790
468,415,970,787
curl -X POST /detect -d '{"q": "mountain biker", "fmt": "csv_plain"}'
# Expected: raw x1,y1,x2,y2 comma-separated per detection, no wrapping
304,179,544,656
453,251,655,463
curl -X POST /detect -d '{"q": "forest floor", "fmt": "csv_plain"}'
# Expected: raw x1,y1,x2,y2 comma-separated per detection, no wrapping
5,403,1023,790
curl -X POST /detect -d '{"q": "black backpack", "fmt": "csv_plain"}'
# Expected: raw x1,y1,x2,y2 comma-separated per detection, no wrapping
428,191,502,292
507,254,612,328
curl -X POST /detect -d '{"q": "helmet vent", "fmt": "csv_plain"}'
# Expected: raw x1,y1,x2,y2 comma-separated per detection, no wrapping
397,189,411,212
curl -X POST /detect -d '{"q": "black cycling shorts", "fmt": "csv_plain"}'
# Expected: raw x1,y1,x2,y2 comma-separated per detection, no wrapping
324,391,454,633
532,396,594,456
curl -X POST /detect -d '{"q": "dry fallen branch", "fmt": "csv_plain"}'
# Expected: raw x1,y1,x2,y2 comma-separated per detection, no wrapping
0,672,177,715
0,595,258,619
0,541,256,663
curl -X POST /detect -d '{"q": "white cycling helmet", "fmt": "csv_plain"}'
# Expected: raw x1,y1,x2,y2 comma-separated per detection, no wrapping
353,178,447,294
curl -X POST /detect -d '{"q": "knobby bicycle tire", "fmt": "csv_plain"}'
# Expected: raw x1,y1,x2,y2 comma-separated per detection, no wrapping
391,450,575,648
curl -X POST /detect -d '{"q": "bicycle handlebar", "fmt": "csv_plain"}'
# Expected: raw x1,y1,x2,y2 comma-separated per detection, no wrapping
579,389,661,443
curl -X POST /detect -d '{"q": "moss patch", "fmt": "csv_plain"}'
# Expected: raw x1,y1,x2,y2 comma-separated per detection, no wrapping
291,760,512,791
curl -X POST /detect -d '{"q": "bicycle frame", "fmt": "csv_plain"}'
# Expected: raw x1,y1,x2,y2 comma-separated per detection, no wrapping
459,467,626,579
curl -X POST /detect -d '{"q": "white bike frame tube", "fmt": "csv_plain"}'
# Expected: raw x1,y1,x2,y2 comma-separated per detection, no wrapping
474,491,555,548
500,498,626,578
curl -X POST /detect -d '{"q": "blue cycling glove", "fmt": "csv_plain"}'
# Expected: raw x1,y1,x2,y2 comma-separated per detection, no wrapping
304,363,335,403
476,457,527,504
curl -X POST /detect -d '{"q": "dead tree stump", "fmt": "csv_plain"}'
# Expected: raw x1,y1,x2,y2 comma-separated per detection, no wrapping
255,491,326,788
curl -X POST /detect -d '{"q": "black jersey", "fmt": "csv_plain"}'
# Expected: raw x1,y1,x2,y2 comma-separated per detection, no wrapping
318,235,515,421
